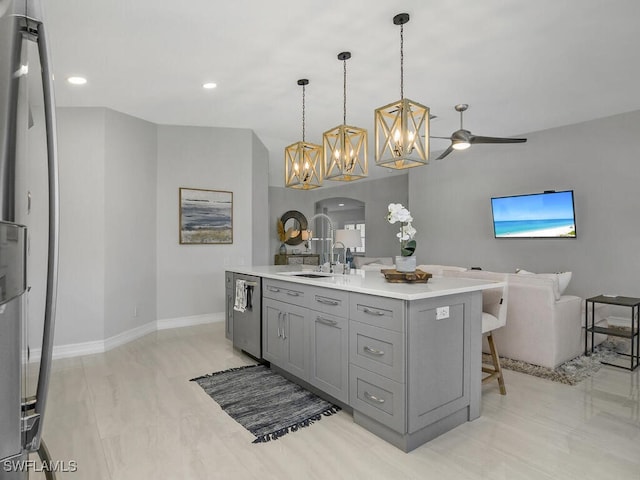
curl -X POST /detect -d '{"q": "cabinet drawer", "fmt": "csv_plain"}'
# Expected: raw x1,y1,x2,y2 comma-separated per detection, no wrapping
350,293,405,331
310,287,349,317
350,364,405,433
263,279,308,307
350,321,404,382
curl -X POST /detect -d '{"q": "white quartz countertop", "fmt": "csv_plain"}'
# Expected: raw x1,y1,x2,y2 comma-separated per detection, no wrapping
227,265,504,301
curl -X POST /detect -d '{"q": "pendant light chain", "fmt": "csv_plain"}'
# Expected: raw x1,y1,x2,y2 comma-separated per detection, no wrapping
400,23,404,100
301,83,306,143
343,57,347,125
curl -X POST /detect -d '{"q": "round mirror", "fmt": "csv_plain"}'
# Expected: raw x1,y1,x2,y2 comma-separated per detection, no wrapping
280,210,308,246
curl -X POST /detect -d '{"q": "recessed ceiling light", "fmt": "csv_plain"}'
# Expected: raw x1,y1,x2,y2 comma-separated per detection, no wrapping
202,82,217,89
338,203,345,207
67,76,87,85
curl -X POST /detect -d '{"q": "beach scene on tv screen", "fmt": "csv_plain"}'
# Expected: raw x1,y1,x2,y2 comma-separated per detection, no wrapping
492,191,576,238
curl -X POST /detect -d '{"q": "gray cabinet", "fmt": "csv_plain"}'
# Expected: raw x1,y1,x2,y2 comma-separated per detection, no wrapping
257,275,483,452
262,279,349,403
349,293,406,432
349,290,480,452
263,279,310,307
262,297,308,379
309,311,349,404
307,287,350,404
406,296,470,433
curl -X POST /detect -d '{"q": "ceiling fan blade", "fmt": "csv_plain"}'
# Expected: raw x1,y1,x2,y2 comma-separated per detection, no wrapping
436,145,454,160
469,135,527,145
429,136,451,140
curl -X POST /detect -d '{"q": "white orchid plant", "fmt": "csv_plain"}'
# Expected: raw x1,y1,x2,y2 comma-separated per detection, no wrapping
387,203,416,257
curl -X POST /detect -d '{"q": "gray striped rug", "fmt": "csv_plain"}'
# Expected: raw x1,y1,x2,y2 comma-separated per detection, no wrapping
191,365,340,443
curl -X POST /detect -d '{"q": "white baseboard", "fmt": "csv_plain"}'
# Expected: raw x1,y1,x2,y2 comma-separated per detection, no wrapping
29,311,224,363
103,321,158,352
157,312,224,330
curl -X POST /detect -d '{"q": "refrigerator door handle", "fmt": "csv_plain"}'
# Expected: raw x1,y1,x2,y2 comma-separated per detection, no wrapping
26,17,59,453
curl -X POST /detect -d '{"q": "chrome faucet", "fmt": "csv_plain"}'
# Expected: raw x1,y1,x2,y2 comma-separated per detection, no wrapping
333,240,350,274
307,213,336,272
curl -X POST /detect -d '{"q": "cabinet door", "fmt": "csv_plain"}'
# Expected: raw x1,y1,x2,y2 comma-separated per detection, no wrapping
281,303,308,380
407,295,470,433
262,299,283,364
310,312,349,403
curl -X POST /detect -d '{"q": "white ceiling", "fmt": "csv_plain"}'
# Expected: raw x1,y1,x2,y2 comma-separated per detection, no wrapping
45,0,640,186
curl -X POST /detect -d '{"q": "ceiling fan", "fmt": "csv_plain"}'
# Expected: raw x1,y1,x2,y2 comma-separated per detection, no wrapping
432,104,527,160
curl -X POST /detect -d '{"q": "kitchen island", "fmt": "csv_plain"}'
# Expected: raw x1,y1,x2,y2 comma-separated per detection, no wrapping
226,265,504,452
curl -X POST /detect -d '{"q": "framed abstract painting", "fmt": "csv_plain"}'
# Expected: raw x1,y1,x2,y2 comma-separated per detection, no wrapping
179,188,233,244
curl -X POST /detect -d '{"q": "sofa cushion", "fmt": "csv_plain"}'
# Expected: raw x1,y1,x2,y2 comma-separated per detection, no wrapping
515,268,572,300
353,256,394,269
417,264,468,276
360,263,394,271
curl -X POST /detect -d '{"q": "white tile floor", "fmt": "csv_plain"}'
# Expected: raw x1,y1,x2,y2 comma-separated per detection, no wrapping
29,322,640,479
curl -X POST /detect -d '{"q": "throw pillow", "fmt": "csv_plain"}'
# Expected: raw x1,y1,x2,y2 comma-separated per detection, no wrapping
556,271,572,295
515,268,572,299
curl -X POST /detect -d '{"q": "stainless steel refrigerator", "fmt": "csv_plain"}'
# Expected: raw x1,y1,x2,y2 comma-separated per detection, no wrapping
0,1,59,479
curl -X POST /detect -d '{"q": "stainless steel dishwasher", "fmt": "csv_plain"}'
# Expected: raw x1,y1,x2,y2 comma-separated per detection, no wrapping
232,273,263,360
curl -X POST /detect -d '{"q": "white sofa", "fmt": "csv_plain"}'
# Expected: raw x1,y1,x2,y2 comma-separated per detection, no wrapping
352,256,395,271
418,266,606,369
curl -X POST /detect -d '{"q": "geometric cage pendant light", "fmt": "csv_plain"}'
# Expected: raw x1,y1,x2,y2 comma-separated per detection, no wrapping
285,79,323,189
323,52,368,181
375,13,430,169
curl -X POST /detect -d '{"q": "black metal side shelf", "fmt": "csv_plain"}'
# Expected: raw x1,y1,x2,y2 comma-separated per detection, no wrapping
585,295,640,371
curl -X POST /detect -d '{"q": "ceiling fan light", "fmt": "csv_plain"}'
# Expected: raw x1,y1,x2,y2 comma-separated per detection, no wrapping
452,141,471,150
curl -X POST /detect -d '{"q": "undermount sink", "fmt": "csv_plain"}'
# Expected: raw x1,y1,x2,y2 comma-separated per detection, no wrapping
277,271,334,278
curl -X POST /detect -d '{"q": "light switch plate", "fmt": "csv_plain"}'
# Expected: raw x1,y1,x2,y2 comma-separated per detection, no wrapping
436,306,450,320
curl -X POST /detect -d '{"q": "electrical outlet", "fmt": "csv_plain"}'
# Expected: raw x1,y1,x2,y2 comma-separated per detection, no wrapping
436,306,449,320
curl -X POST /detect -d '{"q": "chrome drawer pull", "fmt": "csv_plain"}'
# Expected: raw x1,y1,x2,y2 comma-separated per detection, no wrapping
316,297,339,306
317,316,338,327
363,307,385,316
364,391,385,404
277,312,282,338
364,346,384,356
267,286,280,292
287,291,301,296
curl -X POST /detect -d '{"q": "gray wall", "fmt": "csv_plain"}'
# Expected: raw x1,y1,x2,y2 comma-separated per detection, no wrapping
51,105,640,348
251,132,269,265
52,109,267,347
156,125,266,321
408,109,640,299
104,109,157,338
54,108,158,345
55,108,106,346
268,174,409,261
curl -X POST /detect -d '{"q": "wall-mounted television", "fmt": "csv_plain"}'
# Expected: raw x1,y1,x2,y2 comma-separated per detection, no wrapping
491,190,576,238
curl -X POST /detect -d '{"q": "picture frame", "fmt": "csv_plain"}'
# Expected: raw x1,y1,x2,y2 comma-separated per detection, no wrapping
179,188,233,244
